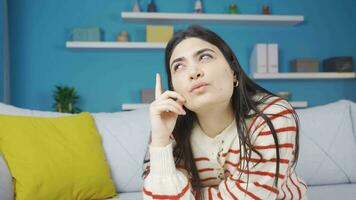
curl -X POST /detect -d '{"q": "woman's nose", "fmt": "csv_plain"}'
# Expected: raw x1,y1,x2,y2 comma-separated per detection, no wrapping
189,65,204,80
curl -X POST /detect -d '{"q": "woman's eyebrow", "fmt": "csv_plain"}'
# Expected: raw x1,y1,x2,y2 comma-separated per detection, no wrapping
170,57,186,69
170,48,215,68
194,48,215,57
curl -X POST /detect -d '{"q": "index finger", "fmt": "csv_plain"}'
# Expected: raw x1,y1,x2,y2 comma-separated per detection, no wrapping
155,73,163,99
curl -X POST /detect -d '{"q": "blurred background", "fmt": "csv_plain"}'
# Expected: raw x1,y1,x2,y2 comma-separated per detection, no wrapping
1,0,355,112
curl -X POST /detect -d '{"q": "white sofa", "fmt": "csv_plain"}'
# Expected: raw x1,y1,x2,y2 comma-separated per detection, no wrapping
1,99,356,200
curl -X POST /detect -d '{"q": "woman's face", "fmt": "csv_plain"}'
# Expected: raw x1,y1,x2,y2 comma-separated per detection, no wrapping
169,37,236,112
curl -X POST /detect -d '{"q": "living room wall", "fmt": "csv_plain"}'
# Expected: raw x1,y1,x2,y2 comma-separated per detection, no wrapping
6,0,356,112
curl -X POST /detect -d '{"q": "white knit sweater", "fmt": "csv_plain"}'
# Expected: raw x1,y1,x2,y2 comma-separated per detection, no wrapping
143,96,308,199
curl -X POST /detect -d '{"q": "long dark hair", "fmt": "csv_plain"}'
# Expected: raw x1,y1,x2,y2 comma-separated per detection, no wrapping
144,25,300,199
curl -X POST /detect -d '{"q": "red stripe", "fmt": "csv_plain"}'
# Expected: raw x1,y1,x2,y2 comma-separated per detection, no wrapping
235,181,262,200
226,160,239,167
289,175,302,200
143,181,190,199
236,167,285,179
253,182,279,194
226,157,289,170
258,126,297,136
297,177,308,190
285,179,294,200
254,109,296,131
201,177,218,182
281,181,287,200
208,187,213,200
223,149,240,157
241,157,290,164
217,192,223,200
224,179,238,200
254,143,294,150
198,168,214,173
247,97,284,133
225,168,233,176
194,157,210,162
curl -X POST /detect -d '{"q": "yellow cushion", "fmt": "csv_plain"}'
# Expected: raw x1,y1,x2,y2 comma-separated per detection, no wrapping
0,112,117,200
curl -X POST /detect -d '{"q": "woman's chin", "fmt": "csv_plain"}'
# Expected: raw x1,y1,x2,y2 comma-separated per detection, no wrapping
186,98,218,112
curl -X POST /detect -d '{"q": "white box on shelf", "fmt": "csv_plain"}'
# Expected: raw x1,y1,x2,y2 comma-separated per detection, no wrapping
267,44,279,73
250,44,268,73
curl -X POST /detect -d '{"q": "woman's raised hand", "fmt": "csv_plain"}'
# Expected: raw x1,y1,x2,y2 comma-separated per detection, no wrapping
149,73,186,147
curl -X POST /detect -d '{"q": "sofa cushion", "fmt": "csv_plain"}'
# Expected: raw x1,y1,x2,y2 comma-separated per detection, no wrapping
308,184,356,200
0,103,68,117
0,112,117,200
0,102,151,193
295,100,356,185
93,108,151,193
350,100,356,138
0,103,69,200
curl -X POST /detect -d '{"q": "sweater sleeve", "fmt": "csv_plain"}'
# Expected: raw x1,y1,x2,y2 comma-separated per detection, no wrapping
143,98,305,199
143,142,195,199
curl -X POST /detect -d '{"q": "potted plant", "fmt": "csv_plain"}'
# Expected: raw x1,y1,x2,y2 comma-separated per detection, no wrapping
52,85,81,113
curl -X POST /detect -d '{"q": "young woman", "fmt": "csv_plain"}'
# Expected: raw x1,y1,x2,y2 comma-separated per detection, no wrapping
143,25,308,199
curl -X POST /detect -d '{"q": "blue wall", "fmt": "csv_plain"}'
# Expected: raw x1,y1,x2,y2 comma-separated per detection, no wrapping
0,0,4,102
7,0,356,112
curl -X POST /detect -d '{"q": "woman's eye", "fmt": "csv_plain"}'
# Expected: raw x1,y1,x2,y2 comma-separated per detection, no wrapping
173,64,184,71
200,54,212,61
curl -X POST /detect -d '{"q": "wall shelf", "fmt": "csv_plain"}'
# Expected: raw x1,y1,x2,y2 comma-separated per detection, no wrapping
252,72,356,79
121,12,304,26
66,41,166,49
122,101,308,111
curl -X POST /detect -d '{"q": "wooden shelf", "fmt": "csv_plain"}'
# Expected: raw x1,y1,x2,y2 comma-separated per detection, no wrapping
122,101,308,111
252,72,356,79
66,41,166,49
121,12,304,26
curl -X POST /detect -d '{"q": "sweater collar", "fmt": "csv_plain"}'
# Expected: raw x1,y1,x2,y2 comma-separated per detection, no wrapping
191,118,237,146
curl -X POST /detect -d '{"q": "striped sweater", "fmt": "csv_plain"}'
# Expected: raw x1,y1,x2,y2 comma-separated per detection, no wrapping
143,96,308,199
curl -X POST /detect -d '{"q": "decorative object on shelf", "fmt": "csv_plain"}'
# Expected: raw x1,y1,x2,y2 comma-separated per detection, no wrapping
291,58,320,72
276,91,291,100
141,89,155,103
194,0,203,13
228,3,238,14
52,85,81,113
146,25,174,42
322,56,354,72
117,31,129,42
132,0,141,12
147,0,157,12
262,5,270,15
71,27,103,41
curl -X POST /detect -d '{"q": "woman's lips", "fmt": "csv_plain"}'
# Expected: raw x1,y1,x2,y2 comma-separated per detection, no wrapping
191,84,208,93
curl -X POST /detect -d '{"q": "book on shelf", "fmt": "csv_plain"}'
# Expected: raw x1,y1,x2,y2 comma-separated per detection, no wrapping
267,44,279,73
250,44,267,73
